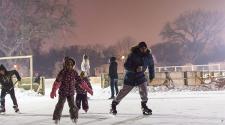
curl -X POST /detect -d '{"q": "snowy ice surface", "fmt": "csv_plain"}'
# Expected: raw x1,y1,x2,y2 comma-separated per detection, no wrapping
0,79,225,125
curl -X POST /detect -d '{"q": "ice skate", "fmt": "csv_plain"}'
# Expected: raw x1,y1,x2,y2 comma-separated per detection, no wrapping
108,96,115,100
84,109,88,113
110,101,118,115
0,106,5,114
13,105,20,113
54,119,60,125
141,101,152,115
71,118,78,124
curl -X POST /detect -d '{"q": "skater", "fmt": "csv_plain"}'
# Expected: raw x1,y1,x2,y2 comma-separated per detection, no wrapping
75,71,92,113
0,64,21,113
50,57,80,124
81,54,91,76
108,57,119,99
110,41,155,115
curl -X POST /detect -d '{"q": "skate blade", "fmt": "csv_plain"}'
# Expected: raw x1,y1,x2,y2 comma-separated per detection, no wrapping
143,112,152,115
16,111,21,114
109,110,117,116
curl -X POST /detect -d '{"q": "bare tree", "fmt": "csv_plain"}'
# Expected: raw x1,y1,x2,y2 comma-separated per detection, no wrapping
0,0,74,57
113,36,137,60
160,10,225,63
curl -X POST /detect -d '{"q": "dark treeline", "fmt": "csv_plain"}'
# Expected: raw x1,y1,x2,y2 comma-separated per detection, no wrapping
152,41,225,66
32,40,225,78
32,45,115,78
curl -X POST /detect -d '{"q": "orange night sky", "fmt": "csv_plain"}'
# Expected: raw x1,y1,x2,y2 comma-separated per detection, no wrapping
44,0,225,50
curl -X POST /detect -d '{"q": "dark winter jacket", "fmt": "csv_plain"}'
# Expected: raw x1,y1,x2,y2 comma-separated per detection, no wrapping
55,68,80,97
109,57,118,79
75,77,92,94
0,65,21,91
124,46,155,86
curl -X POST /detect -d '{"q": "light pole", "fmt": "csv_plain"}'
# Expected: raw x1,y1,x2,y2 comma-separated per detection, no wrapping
121,56,125,73
121,56,125,61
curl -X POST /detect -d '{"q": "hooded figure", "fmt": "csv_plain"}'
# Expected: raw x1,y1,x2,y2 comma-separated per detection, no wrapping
110,41,155,115
0,64,21,113
50,57,80,124
81,54,90,76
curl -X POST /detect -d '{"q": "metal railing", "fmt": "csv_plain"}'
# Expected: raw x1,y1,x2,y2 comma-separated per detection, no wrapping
155,64,221,72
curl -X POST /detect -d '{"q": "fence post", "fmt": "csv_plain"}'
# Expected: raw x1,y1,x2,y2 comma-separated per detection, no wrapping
101,73,105,88
200,71,204,84
184,71,188,85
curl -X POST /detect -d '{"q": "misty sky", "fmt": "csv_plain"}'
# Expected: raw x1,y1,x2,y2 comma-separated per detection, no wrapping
44,0,225,51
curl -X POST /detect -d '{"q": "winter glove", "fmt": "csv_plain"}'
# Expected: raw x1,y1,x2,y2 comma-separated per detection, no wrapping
149,74,155,83
79,80,93,95
50,81,61,99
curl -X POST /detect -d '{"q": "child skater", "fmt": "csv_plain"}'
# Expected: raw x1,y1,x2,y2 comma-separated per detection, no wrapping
75,71,93,113
50,57,80,124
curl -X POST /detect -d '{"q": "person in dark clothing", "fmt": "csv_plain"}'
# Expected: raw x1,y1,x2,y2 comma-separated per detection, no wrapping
50,57,80,124
110,41,155,115
75,71,92,113
108,57,119,99
0,64,21,113
34,73,41,84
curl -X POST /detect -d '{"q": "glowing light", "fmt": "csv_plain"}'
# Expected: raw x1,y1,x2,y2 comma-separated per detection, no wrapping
121,56,125,60
13,64,17,69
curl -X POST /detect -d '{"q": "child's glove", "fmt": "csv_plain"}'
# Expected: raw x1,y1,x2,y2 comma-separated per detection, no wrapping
50,81,61,99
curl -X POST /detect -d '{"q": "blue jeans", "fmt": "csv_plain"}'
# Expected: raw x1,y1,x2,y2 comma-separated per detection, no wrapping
110,78,118,97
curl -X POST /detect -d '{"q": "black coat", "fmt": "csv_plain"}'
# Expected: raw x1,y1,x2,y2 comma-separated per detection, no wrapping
124,46,155,86
0,68,21,91
109,60,118,79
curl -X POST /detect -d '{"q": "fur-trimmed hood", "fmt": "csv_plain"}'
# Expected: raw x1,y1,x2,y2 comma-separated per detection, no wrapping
130,45,150,56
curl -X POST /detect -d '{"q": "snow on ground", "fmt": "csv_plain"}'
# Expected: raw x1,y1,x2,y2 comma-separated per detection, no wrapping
1,79,225,125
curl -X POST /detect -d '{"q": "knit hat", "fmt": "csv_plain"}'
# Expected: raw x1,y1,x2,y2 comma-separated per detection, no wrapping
64,56,75,66
110,57,116,62
138,41,147,48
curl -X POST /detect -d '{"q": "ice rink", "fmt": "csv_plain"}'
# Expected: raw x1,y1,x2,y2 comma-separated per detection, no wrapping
1,79,225,125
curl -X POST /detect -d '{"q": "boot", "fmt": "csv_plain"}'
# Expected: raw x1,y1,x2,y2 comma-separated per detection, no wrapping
0,106,5,114
110,101,118,115
108,96,115,99
54,119,60,125
71,118,78,124
13,105,19,113
141,101,152,115
84,109,88,113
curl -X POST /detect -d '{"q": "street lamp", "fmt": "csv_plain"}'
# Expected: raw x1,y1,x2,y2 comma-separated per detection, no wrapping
13,64,17,69
121,56,125,61
121,56,125,73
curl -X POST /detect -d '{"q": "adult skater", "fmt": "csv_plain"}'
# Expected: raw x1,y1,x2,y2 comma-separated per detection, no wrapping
108,57,119,99
0,64,21,113
110,41,155,115
81,54,91,76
